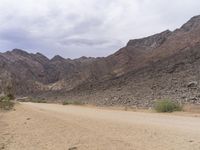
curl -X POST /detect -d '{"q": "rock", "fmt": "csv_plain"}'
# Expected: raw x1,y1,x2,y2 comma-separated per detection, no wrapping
187,97,198,104
68,147,77,150
187,81,198,88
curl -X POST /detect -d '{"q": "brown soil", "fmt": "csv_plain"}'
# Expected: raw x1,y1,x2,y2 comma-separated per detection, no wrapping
1,102,200,150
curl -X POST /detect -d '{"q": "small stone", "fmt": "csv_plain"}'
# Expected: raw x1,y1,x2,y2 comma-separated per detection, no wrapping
187,81,198,88
68,147,78,150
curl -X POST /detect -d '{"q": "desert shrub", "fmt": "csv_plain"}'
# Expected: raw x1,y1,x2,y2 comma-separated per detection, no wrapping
7,93,15,100
29,98,47,103
62,101,70,105
183,104,200,113
34,99,47,103
73,101,84,105
62,100,84,105
37,100,47,103
0,96,14,110
154,99,182,112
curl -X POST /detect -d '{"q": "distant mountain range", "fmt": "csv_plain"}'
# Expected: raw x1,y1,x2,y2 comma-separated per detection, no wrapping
1,15,200,107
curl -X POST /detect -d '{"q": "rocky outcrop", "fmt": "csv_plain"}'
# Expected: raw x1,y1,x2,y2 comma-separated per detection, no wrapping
127,30,172,49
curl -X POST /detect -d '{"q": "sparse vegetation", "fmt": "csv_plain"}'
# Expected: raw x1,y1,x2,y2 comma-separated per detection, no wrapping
62,101,70,105
154,99,182,112
0,85,15,110
0,95,14,110
73,101,84,105
31,99,47,103
182,104,200,113
62,100,84,105
7,93,15,100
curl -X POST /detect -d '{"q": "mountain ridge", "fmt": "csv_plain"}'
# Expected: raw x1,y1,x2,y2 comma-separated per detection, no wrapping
1,15,200,107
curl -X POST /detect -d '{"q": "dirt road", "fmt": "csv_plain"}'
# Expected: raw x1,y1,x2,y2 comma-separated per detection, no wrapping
1,102,200,150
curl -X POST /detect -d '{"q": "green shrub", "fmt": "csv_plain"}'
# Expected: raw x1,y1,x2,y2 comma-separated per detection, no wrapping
62,101,70,105
154,99,182,112
0,96,14,110
7,93,15,100
62,100,84,105
28,98,47,103
73,101,84,105
33,99,47,103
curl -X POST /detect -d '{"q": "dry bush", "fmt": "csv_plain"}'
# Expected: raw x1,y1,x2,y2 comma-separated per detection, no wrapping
62,100,84,105
183,104,200,113
0,96,14,110
154,99,182,112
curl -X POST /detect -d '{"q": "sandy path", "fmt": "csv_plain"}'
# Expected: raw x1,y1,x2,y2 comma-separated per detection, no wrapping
0,102,200,150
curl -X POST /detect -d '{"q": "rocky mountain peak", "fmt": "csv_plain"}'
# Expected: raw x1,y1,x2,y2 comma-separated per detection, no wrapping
127,30,172,50
180,15,200,32
35,53,49,61
11,49,29,56
75,56,95,63
51,55,65,61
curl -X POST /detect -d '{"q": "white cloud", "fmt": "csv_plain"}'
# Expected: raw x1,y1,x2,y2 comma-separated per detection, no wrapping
0,0,200,58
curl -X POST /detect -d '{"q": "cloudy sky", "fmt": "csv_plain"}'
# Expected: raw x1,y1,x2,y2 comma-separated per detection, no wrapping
0,0,200,58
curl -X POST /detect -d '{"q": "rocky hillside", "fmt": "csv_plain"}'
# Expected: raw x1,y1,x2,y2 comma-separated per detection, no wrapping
0,49,96,94
1,15,200,107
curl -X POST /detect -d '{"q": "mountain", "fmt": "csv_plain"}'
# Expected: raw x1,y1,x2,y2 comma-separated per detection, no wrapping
0,49,96,94
1,15,200,107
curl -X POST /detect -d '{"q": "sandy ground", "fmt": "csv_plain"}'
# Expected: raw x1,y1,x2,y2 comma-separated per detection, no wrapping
0,103,200,150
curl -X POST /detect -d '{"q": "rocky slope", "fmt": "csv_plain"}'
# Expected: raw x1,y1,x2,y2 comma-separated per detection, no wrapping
0,49,96,94
1,15,200,107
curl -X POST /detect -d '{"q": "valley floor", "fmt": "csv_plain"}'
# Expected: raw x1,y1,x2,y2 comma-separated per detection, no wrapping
0,102,200,150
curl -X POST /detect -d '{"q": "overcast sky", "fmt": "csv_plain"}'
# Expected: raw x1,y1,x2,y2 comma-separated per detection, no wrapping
0,0,200,58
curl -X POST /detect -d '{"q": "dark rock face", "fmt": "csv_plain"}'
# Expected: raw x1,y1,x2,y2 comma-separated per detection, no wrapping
181,15,200,32
1,15,200,107
127,30,172,49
